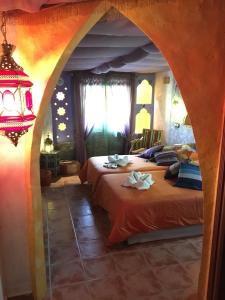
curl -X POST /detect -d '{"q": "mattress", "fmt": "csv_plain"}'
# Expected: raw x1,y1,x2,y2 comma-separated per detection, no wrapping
92,170,204,245
79,155,167,192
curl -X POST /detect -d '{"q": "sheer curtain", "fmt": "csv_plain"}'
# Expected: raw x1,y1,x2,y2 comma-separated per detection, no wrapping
74,76,102,165
106,83,131,135
84,84,105,133
80,73,132,158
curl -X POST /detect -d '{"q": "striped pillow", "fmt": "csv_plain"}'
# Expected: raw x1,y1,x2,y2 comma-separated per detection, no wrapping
174,162,202,190
154,151,178,166
164,161,181,179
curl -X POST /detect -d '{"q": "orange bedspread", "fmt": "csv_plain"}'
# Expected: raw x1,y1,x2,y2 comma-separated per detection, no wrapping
79,155,166,191
92,170,203,245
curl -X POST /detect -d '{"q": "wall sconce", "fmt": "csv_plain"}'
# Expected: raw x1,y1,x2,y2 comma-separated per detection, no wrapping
43,134,54,153
174,122,180,128
0,12,36,146
171,84,187,129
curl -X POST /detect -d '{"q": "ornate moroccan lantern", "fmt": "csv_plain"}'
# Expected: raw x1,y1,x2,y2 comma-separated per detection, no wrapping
0,13,36,146
43,134,54,153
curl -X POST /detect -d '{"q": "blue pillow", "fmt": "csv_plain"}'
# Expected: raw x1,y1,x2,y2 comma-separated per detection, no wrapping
154,150,178,166
164,161,181,179
138,145,164,159
174,162,202,190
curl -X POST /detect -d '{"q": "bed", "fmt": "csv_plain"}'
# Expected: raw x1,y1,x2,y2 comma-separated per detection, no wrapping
92,170,203,245
79,155,167,191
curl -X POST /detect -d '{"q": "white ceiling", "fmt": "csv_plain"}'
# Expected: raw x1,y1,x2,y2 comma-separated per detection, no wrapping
64,13,169,74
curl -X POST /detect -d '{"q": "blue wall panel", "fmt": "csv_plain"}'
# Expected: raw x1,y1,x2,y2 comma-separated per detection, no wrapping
51,72,75,145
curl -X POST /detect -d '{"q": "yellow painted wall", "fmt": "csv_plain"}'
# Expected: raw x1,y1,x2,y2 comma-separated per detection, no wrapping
0,1,224,299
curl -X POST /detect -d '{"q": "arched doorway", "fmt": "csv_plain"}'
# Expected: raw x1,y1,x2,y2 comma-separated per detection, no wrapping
12,1,224,299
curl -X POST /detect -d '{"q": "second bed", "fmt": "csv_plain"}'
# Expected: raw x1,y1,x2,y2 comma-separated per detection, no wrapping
79,155,167,191
92,170,203,245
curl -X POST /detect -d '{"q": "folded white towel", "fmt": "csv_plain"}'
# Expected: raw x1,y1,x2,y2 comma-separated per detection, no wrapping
105,154,130,168
108,154,120,163
122,171,154,190
117,156,129,167
103,162,118,169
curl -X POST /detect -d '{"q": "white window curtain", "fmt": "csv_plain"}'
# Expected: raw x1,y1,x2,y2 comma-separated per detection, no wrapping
82,79,131,135
82,84,105,132
106,83,131,134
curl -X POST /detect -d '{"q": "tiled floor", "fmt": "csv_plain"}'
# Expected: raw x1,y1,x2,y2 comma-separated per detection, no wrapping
42,176,202,300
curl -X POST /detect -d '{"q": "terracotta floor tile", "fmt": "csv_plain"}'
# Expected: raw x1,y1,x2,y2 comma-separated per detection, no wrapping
112,251,147,275
75,215,96,227
49,229,75,246
48,213,71,224
182,260,200,287
76,226,104,241
50,243,80,265
70,198,91,207
48,208,70,219
79,240,109,259
87,275,126,300
124,293,170,300
166,240,200,262
146,294,170,300
70,205,92,217
47,200,67,211
52,282,92,300
153,263,193,290
44,175,202,299
51,259,86,287
167,288,198,300
110,241,141,254
83,255,117,280
142,244,178,267
122,268,162,298
46,187,65,195
48,221,73,235
65,185,91,198
190,236,203,256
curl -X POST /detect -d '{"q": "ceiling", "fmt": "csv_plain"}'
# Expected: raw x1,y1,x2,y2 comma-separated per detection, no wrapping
1,2,169,74
0,0,89,12
64,12,169,74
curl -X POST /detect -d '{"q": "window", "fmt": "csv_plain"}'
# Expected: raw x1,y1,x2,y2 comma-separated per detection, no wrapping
134,75,155,134
83,76,131,135
136,79,152,105
135,107,151,134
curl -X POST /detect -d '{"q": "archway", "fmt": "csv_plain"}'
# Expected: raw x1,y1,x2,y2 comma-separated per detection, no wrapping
11,1,225,299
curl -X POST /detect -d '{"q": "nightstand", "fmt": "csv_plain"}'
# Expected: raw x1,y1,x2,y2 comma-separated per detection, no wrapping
40,151,60,177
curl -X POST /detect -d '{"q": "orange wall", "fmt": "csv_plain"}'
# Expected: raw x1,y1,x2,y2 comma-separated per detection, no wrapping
0,140,32,296
0,1,224,299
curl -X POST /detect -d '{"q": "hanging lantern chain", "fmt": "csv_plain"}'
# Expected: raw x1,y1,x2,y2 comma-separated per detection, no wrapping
0,11,36,146
1,12,7,44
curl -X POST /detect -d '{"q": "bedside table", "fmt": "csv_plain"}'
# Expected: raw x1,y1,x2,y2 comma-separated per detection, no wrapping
40,151,60,177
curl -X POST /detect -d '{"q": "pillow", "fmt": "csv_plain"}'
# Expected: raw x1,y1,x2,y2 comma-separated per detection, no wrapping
164,161,181,179
190,160,200,166
154,150,178,166
176,149,194,161
149,156,156,162
163,145,176,152
163,144,182,152
174,162,202,190
138,144,164,159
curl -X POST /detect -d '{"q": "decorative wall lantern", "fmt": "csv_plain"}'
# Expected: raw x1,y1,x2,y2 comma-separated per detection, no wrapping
43,134,54,153
0,12,36,146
